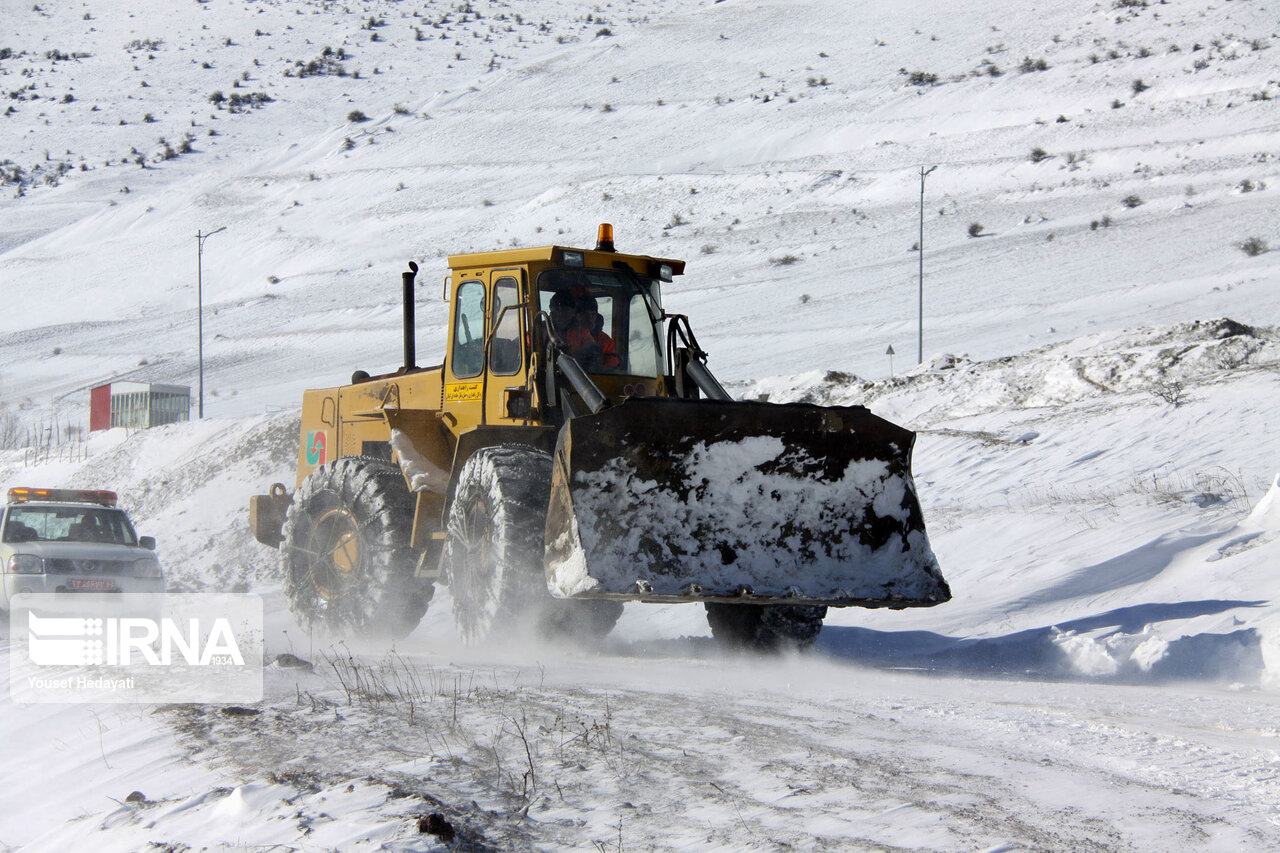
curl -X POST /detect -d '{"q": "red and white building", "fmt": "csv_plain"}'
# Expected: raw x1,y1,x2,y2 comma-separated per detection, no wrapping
89,382,191,432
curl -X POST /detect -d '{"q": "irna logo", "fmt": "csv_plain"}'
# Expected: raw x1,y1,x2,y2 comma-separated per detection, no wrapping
27,611,246,667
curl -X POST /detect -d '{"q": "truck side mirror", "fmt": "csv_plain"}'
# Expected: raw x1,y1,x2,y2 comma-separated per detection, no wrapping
139,536,156,550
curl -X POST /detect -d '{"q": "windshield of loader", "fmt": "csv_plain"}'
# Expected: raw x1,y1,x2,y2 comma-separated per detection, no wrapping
538,267,663,378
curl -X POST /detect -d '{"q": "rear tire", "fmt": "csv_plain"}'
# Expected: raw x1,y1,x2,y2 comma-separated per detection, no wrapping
280,458,431,638
445,446,621,645
705,603,827,652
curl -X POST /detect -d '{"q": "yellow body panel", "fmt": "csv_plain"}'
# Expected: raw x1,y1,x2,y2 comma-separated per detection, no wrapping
295,369,445,488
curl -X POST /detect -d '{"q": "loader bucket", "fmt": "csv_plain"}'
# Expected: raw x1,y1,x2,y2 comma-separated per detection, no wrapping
544,397,950,608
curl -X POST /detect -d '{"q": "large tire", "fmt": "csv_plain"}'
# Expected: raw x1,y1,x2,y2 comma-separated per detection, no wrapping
281,457,431,638
444,446,621,646
705,603,827,652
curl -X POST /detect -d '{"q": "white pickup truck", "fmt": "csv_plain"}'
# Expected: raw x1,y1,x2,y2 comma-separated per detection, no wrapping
0,487,164,608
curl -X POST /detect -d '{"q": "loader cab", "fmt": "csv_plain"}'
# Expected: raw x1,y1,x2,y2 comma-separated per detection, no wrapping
443,230,684,428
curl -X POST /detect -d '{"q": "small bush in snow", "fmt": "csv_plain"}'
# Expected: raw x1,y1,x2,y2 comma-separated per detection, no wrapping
968,222,985,237
903,69,938,86
226,92,271,112
770,254,800,266
1132,78,1150,95
1029,147,1050,163
1149,379,1186,407
1121,194,1143,208
1018,56,1049,73
347,110,369,122
1240,237,1268,257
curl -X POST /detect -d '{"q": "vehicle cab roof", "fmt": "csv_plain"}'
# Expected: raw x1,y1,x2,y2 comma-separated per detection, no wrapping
447,244,685,278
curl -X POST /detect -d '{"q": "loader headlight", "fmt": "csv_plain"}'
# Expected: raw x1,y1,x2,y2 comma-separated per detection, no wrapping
6,554,44,574
133,555,163,579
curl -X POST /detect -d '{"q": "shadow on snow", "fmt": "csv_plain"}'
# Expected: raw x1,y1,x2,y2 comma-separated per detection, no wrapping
816,598,1268,684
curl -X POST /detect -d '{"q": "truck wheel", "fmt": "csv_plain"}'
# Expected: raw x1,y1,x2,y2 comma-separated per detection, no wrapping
445,446,623,646
704,603,827,652
444,446,552,645
281,457,431,638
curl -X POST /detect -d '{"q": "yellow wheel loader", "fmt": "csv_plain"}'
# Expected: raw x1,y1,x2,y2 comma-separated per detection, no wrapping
250,225,949,649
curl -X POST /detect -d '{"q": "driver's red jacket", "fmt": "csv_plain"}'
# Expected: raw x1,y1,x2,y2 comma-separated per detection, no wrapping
565,327,620,370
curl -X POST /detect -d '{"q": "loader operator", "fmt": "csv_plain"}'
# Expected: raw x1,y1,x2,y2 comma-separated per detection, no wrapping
549,289,619,371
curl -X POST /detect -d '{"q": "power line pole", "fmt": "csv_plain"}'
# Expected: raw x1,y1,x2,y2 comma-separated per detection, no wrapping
196,226,226,418
918,165,936,365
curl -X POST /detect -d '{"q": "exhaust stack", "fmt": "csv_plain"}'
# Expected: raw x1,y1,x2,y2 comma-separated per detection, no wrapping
403,261,419,370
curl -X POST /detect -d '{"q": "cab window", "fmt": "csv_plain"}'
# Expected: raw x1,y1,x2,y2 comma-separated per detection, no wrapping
490,276,522,375
536,268,663,379
627,293,662,377
451,280,485,378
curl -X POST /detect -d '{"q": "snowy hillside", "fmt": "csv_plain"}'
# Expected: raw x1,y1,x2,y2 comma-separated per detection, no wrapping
3,0,1280,849
2,0,1277,414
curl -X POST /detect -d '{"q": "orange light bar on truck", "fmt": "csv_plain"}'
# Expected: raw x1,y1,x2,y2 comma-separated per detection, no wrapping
7,487,118,506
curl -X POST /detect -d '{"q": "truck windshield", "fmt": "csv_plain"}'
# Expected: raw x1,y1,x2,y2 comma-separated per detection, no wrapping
537,267,663,378
2,506,138,546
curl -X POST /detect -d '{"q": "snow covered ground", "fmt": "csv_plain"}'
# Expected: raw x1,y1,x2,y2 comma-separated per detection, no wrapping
2,0,1280,849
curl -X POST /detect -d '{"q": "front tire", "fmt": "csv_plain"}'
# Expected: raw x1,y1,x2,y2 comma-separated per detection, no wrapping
444,446,621,646
705,603,827,652
280,457,431,638
445,446,551,645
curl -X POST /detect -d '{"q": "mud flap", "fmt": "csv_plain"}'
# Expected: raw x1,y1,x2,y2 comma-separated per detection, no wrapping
544,398,949,607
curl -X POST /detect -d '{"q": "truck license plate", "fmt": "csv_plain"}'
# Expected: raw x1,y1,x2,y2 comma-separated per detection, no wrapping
67,578,118,592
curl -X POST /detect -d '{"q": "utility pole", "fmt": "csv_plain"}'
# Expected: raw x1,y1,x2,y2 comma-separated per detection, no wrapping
918,165,936,365
196,226,226,418
886,344,895,378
